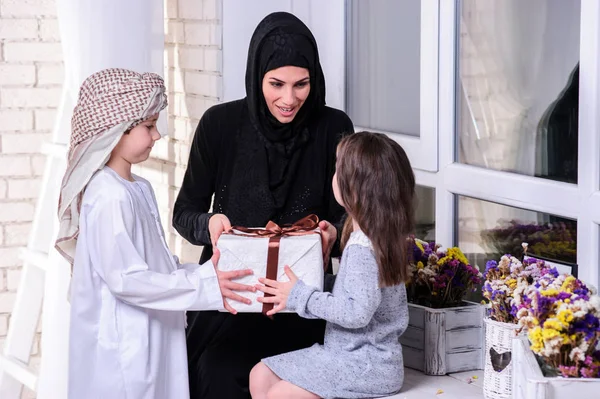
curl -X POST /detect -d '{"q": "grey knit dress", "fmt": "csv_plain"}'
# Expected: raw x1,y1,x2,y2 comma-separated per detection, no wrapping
262,230,409,398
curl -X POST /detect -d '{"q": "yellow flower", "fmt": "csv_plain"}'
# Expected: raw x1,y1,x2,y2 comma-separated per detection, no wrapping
415,240,424,253
561,276,576,293
506,279,517,289
544,319,564,331
557,309,574,325
441,247,470,266
541,327,560,341
529,327,544,353
560,333,572,345
417,261,424,270
540,288,559,297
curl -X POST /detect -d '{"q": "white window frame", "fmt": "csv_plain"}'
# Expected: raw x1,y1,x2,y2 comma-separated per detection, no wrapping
416,0,600,288
346,0,440,172
221,0,600,286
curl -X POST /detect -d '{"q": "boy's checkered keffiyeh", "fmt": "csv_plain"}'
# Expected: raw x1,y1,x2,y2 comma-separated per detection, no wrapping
56,68,167,266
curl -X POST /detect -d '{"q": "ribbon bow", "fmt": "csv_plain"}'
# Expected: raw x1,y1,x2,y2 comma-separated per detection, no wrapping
231,214,319,238
227,214,320,316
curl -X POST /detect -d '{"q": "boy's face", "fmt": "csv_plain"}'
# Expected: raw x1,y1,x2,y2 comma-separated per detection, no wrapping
113,114,161,164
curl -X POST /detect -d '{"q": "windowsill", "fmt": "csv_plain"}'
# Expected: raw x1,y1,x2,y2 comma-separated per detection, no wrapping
387,368,484,398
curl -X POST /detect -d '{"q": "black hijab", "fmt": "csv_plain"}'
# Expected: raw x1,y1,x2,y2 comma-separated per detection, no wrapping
245,12,326,209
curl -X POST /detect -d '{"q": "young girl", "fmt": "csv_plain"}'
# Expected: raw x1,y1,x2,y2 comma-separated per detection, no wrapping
55,68,255,399
249,132,415,399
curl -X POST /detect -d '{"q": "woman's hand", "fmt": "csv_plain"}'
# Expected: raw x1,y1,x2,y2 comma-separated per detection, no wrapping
209,214,232,248
319,220,337,269
255,266,298,316
211,248,256,314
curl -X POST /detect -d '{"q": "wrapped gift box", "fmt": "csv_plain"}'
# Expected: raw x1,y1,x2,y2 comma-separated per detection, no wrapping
215,223,324,313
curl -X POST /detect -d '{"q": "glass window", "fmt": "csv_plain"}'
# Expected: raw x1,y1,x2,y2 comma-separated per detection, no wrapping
415,185,435,240
346,0,421,136
457,196,577,270
457,0,580,184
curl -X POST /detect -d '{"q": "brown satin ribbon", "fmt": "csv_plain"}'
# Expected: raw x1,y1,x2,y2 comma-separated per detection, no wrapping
227,214,320,316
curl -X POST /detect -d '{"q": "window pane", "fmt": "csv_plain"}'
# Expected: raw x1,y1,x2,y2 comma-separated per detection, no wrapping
457,196,577,269
346,0,420,136
458,0,580,184
415,186,435,240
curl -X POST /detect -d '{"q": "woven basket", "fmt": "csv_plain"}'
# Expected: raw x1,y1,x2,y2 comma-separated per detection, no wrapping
483,317,521,399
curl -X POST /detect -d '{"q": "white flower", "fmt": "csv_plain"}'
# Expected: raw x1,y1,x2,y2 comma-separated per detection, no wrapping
517,308,529,318
589,295,600,311
499,256,511,269
569,347,586,362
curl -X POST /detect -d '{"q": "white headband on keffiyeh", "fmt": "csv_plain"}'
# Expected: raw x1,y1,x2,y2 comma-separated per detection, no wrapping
55,68,168,266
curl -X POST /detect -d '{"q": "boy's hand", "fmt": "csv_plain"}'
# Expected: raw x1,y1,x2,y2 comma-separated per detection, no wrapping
211,248,256,314
255,266,298,316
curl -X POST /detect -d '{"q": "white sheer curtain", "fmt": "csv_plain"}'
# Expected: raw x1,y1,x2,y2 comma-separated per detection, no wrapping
458,0,580,258
460,0,580,178
37,2,164,398
488,0,579,177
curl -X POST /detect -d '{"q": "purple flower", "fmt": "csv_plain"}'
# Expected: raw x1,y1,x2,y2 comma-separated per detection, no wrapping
572,313,600,340
557,292,572,301
485,260,498,272
535,294,557,314
483,282,492,294
580,367,599,378
491,290,505,300
559,365,580,378
424,246,433,257
412,245,424,262
574,287,590,297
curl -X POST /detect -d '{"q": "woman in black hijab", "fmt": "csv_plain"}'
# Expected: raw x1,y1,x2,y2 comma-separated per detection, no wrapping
173,12,354,399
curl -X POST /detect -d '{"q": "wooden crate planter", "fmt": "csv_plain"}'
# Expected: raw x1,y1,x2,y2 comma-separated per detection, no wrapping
512,336,600,399
400,301,485,375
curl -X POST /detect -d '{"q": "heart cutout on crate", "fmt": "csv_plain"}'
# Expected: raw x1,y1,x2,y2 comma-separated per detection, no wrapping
490,347,512,372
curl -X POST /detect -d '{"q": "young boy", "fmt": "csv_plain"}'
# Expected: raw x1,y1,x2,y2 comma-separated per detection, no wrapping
55,68,254,399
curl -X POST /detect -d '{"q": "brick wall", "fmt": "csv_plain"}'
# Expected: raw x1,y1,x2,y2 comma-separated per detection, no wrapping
0,0,61,381
134,0,223,264
0,0,220,395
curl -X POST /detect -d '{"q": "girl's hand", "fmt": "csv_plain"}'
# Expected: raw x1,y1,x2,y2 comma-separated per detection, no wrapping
211,248,256,314
319,220,337,269
256,266,298,316
209,214,232,248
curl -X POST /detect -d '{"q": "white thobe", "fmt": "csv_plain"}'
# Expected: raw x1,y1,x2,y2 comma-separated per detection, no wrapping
68,166,222,399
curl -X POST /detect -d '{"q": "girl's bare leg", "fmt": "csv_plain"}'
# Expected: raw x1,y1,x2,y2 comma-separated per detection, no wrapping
249,362,281,399
266,380,320,399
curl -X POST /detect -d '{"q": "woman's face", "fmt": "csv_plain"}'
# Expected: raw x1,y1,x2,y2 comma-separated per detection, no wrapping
262,66,310,123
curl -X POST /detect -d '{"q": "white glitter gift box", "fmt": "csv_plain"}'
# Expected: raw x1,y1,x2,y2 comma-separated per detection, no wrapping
214,215,324,314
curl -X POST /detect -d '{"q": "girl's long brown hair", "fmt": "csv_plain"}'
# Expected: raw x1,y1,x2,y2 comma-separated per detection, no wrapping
337,132,415,286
